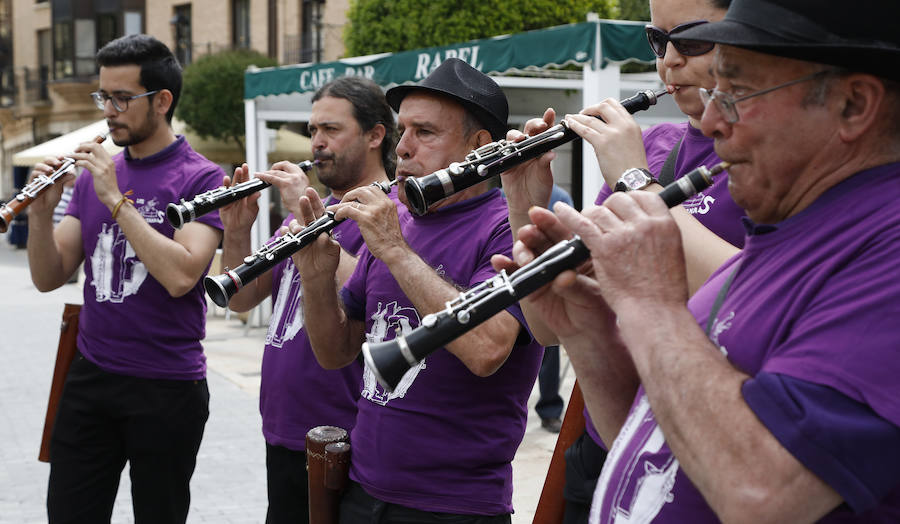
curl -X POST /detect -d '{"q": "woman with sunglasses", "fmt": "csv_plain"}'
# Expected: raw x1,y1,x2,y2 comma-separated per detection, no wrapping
560,1,746,522
567,0,744,272
500,1,743,522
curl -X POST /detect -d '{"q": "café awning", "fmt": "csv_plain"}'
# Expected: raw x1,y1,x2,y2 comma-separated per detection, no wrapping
244,20,654,100
12,120,122,167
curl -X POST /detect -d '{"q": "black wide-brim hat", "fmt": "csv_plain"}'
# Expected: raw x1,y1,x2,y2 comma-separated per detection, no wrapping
386,58,509,141
675,0,900,81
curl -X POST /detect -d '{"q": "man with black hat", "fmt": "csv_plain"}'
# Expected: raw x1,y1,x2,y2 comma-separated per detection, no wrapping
496,0,900,522
291,58,542,523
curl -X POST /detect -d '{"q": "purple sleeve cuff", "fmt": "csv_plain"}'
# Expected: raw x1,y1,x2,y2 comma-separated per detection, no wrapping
742,372,900,513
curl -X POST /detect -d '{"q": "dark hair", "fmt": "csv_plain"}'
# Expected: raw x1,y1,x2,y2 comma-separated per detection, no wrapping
96,34,182,123
312,76,398,177
709,0,732,8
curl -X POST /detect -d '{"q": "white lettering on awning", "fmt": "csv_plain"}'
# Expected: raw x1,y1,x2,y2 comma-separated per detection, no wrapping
413,46,484,80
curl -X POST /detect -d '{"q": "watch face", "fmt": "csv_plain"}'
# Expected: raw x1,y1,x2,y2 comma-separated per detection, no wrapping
622,169,651,189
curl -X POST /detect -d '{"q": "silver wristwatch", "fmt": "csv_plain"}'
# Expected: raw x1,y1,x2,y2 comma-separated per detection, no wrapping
614,168,656,192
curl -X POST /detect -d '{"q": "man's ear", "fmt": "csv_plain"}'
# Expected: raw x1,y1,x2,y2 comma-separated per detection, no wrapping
154,89,175,119
472,128,494,148
836,74,887,142
367,123,387,150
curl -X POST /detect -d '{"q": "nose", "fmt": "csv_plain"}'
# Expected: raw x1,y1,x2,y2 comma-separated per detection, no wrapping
395,130,413,160
699,94,731,140
662,42,686,68
103,98,119,119
310,131,326,152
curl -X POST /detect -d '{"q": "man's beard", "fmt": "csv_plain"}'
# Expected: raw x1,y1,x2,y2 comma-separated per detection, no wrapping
109,106,159,148
315,143,367,193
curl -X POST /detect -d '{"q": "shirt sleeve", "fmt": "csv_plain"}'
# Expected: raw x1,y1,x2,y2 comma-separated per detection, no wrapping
743,371,900,513
339,248,372,322
66,169,91,220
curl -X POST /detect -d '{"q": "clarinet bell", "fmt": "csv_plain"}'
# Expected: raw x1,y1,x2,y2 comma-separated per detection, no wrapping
204,273,238,308
361,337,417,393
166,201,190,229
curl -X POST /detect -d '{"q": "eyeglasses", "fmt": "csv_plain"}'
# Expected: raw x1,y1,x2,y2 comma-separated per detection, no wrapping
645,21,715,59
699,70,830,124
90,90,159,112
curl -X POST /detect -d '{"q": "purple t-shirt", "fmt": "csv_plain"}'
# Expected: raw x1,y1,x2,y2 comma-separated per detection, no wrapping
67,136,224,380
586,122,747,447
340,189,543,515
259,190,399,451
590,164,900,523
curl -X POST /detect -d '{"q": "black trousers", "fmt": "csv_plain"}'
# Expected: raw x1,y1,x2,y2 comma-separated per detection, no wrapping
535,346,564,420
47,352,209,524
563,431,608,524
265,443,309,524
339,481,511,524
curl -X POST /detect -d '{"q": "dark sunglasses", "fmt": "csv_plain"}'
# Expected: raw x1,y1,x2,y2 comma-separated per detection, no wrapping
645,20,715,58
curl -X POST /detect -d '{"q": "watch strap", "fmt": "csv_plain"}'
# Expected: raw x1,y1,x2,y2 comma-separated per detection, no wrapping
658,135,684,187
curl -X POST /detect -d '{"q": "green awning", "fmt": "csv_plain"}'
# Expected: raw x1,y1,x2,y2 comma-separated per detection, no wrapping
245,19,654,100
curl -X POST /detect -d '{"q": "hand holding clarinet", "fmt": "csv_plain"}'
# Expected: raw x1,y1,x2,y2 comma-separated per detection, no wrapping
0,133,108,232
218,163,264,235
170,159,317,229
286,186,345,284
213,160,320,310
206,177,397,307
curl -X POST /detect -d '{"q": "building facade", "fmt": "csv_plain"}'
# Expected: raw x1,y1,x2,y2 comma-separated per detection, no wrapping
0,0,348,199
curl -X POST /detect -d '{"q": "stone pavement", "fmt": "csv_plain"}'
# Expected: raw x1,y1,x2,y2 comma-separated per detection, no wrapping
0,240,575,523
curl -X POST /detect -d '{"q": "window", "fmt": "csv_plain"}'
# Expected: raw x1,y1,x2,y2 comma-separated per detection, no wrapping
74,18,96,76
50,0,145,79
24,30,51,102
300,0,323,63
52,20,73,78
232,0,249,49
97,13,117,49
172,4,191,66
124,11,141,35
267,0,276,58
35,29,51,100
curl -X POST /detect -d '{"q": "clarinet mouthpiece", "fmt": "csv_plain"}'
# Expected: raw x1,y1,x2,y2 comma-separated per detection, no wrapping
710,161,731,176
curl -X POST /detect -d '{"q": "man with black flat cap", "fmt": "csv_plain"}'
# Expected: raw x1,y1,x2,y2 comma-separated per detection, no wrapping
291,58,542,523
495,0,900,522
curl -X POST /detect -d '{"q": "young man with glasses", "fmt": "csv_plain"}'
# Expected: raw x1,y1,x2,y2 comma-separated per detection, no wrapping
26,34,224,523
503,0,900,521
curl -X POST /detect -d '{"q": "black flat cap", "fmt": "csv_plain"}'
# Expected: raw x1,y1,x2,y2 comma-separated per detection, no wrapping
386,58,509,141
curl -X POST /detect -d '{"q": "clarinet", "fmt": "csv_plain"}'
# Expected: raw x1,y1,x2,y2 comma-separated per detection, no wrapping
363,161,731,392
204,178,398,307
166,159,317,229
403,88,668,216
0,132,108,234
